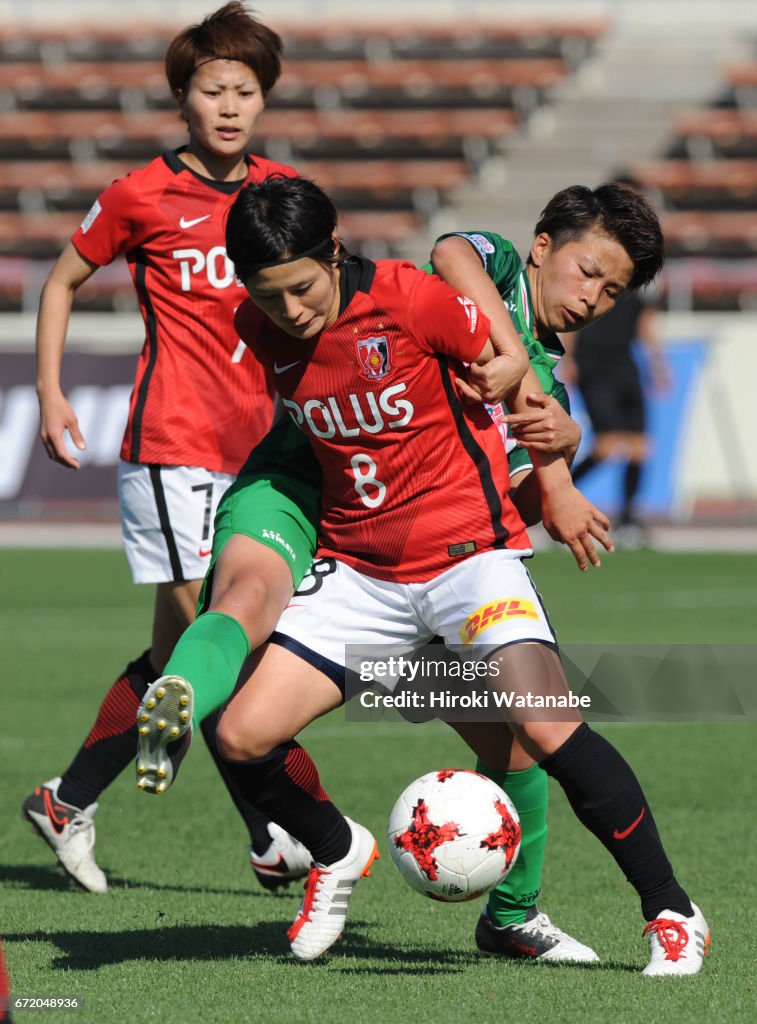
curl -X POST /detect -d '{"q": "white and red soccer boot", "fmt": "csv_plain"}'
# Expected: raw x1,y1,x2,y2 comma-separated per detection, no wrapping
288,817,379,960
642,903,710,976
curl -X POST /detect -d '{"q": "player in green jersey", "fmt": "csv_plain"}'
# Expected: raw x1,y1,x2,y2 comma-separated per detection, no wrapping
425,230,590,958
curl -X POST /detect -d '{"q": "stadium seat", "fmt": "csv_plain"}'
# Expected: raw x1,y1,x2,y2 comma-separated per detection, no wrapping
0,154,470,216
0,207,424,307
0,104,518,166
0,61,171,110
0,111,186,161
338,210,423,259
256,107,518,162
0,210,86,257
0,18,607,65
661,211,757,257
275,58,568,112
271,18,607,61
669,110,757,160
0,56,568,113
723,63,757,108
0,17,608,310
0,204,424,264
371,18,607,63
295,158,471,212
661,257,757,311
628,49,757,312
0,23,171,63
0,250,135,311
0,159,136,214
632,160,757,210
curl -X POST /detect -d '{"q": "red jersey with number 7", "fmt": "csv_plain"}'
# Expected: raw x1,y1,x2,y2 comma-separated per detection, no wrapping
72,150,297,473
235,256,530,583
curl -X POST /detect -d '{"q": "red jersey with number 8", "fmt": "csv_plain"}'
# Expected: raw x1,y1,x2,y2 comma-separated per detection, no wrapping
72,150,296,473
236,257,530,582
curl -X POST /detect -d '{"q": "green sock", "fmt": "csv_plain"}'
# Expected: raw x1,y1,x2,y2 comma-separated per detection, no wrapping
475,761,548,926
164,611,250,727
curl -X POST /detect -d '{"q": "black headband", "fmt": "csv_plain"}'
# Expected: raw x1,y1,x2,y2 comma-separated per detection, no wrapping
184,54,240,91
192,54,227,74
242,237,336,276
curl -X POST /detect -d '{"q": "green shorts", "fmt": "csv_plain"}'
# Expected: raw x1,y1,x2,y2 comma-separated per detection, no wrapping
198,417,322,611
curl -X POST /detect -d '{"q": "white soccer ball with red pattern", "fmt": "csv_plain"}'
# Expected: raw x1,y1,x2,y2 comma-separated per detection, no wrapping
387,769,521,902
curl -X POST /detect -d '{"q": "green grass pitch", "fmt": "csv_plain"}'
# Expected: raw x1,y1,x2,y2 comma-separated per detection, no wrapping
1,548,755,1023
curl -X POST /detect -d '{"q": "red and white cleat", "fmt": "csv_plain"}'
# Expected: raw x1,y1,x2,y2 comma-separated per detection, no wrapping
249,822,312,891
642,903,710,976
287,817,379,960
22,778,107,893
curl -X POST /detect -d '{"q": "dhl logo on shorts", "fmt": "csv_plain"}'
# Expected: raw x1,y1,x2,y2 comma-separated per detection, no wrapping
459,598,539,645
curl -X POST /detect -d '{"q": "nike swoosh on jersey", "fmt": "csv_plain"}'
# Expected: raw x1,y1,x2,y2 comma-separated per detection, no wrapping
199,548,212,558
179,214,212,229
273,360,301,374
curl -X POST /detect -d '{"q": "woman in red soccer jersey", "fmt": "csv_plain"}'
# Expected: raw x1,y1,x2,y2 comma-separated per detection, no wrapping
202,175,706,972
23,3,311,894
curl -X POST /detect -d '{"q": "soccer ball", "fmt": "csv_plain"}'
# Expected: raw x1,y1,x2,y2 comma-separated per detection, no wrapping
387,769,521,902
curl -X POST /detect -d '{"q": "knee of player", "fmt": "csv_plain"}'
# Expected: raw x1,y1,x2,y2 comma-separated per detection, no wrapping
511,719,582,762
215,711,276,762
211,573,284,642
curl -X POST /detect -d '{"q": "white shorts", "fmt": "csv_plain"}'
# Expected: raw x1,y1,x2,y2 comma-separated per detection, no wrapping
272,549,556,688
118,461,235,584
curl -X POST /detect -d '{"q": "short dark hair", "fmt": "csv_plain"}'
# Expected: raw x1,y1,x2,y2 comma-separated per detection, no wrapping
165,2,283,96
533,183,664,290
226,176,341,281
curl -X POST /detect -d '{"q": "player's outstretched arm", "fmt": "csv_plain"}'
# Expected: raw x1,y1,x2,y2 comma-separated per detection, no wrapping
36,243,99,469
431,235,528,403
508,366,612,571
508,394,582,526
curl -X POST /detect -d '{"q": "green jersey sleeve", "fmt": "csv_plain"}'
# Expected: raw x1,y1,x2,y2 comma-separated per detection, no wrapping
426,231,522,296
422,230,572,480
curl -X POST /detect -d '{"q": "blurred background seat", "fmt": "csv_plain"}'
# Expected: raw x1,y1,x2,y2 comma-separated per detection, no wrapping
0,11,755,315
627,51,757,312
0,15,607,310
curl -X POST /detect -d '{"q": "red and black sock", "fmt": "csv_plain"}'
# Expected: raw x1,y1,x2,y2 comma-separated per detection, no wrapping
540,723,693,921
57,649,282,854
216,738,352,865
58,649,157,808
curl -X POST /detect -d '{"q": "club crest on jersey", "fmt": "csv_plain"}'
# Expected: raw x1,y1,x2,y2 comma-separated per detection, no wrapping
356,336,391,380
